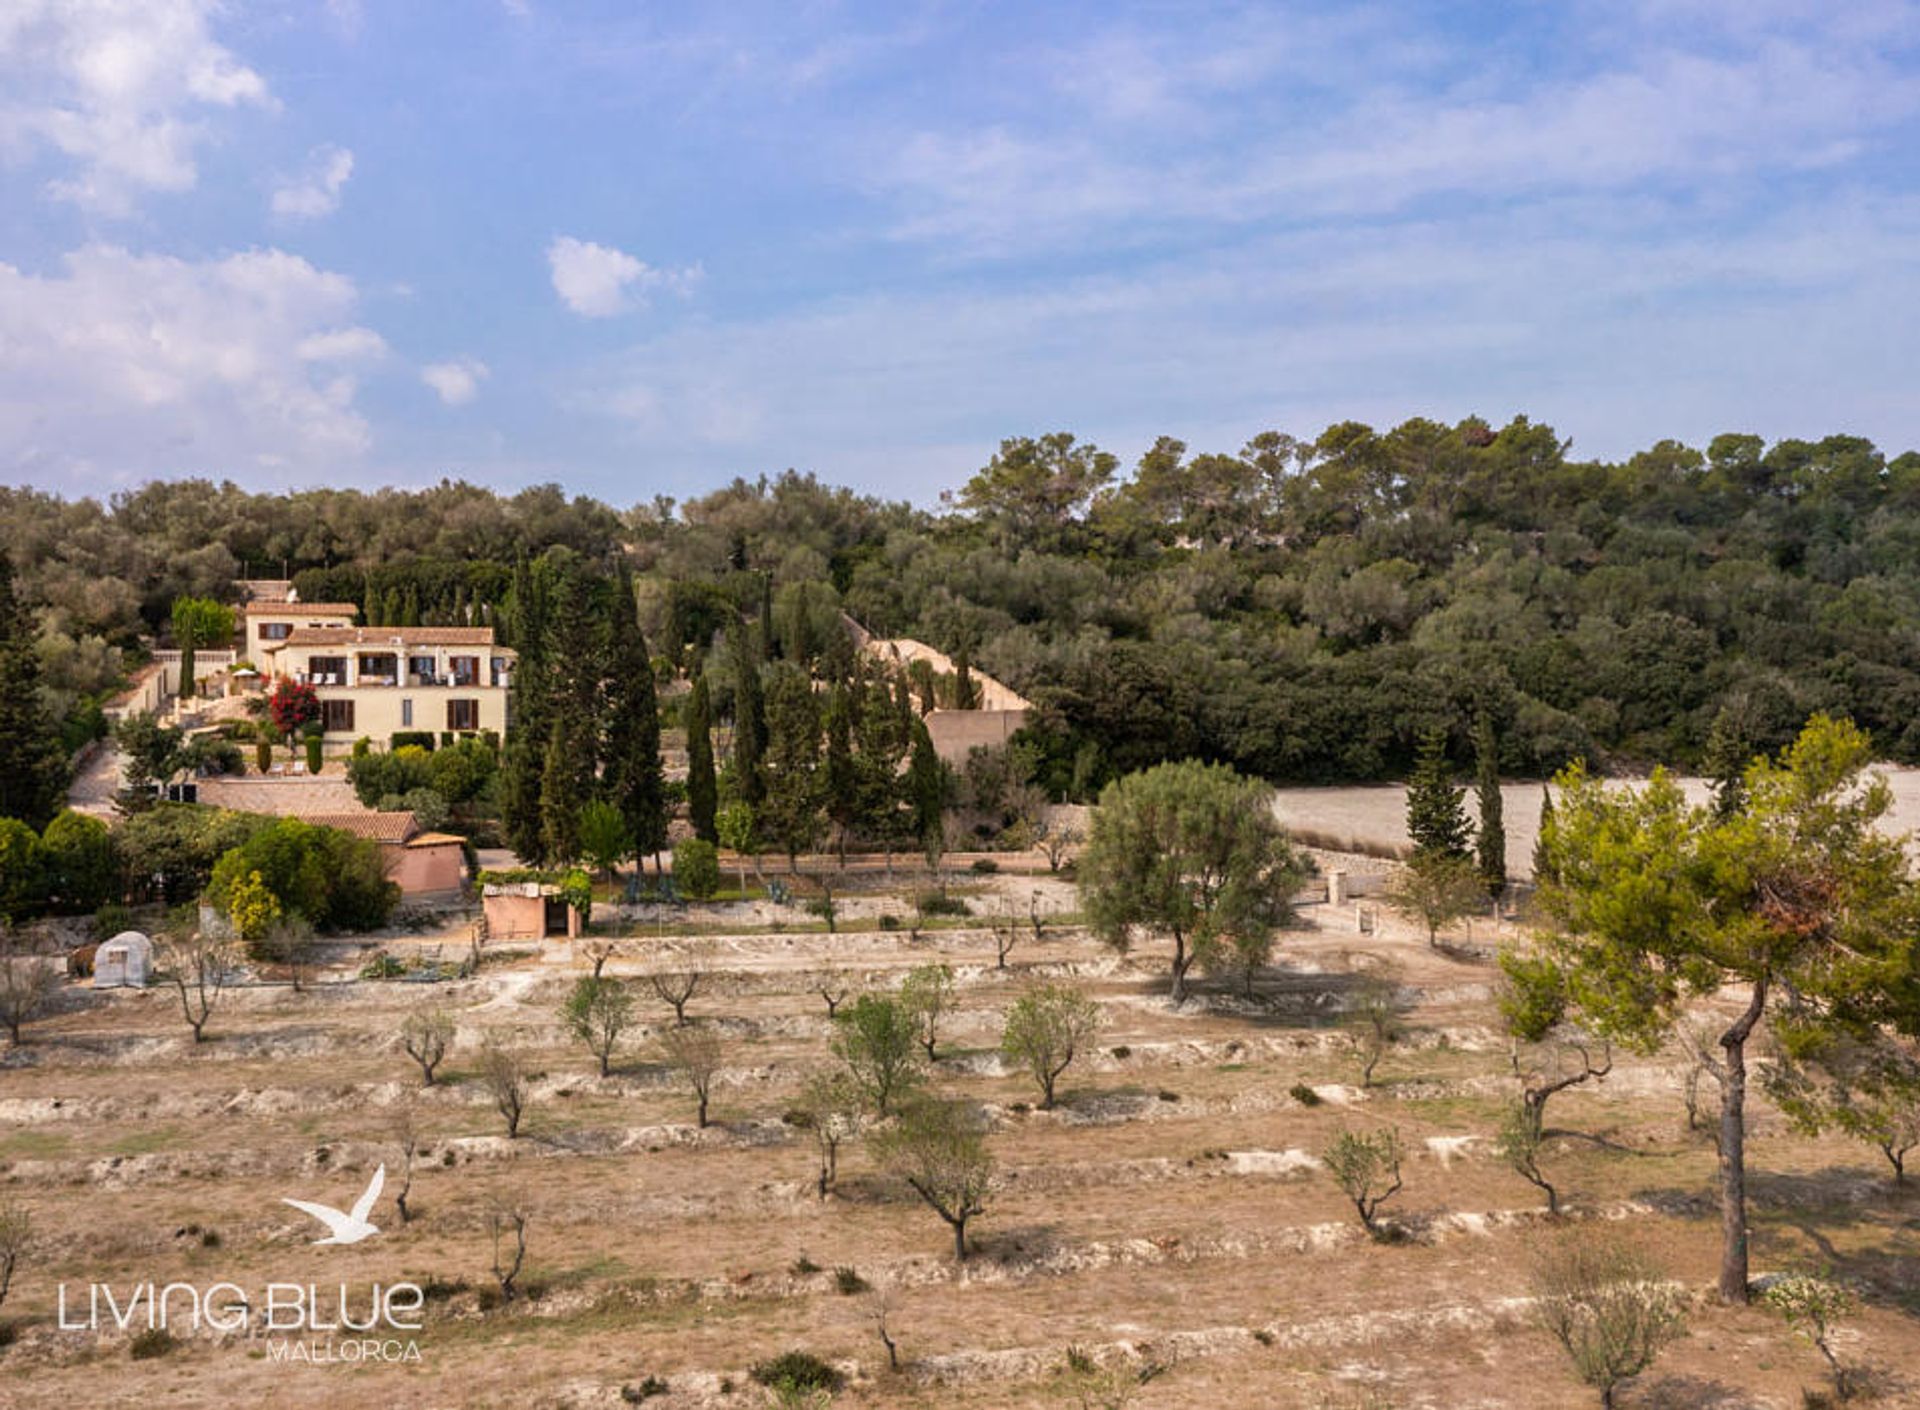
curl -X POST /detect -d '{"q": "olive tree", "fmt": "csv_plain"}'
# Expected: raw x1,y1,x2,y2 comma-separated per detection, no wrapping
1531,717,1920,1303
1000,982,1102,1109
1346,965,1406,1088
868,1098,994,1260
1079,760,1305,1003
1384,852,1483,947
1322,1126,1404,1237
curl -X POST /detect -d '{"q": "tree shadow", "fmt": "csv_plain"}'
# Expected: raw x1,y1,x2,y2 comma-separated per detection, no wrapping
1632,1373,1752,1408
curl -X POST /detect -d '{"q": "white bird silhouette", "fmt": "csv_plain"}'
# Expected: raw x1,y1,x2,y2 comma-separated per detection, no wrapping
282,1165,385,1245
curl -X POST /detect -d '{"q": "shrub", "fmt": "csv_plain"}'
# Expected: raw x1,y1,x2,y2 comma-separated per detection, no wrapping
42,810,118,913
914,890,970,917
390,731,436,752
971,858,1000,874
208,816,398,933
1290,1084,1323,1107
254,739,271,773
833,1266,868,1295
672,838,720,900
91,903,134,942
750,1351,842,1394
1532,1232,1686,1406
360,954,406,979
129,1328,177,1360
620,1378,669,1403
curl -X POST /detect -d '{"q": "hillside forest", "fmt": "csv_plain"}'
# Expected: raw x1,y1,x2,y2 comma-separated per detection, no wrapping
7,415,1920,796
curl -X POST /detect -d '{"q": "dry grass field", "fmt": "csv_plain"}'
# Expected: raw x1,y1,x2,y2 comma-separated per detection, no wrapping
3,871,1917,1409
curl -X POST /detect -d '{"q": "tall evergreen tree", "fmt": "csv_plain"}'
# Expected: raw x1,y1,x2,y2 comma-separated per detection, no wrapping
1405,725,1472,860
908,717,950,864
760,661,823,869
729,623,768,806
500,557,552,862
1702,705,1755,820
541,729,581,864
1532,785,1557,884
602,569,666,872
857,668,910,867
824,684,858,865
0,557,65,827
1473,709,1506,897
952,644,977,710
539,562,601,863
685,671,719,844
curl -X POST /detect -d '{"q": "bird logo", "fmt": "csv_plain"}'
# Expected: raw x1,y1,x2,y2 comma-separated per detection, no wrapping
282,1165,385,1246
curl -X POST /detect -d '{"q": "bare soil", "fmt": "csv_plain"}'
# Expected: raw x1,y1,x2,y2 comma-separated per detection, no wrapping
2,870,1916,1408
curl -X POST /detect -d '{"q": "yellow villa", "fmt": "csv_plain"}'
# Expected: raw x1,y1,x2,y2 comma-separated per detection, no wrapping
262,625,515,749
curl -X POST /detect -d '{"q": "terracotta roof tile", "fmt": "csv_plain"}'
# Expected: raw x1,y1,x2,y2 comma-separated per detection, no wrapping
241,602,359,616
266,626,504,648
294,810,420,843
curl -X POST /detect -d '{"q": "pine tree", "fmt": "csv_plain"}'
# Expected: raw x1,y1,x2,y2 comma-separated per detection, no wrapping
1473,709,1506,897
1406,725,1472,860
602,570,666,872
685,672,719,844
729,623,768,806
0,557,65,827
857,668,910,867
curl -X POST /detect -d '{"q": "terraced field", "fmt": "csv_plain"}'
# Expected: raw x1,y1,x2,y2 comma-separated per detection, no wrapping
2,876,1916,1408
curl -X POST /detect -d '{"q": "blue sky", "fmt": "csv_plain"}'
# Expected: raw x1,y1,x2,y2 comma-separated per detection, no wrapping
2,1,1918,506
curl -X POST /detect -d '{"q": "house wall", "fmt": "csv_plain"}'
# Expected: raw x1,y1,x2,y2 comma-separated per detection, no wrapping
925,708,1030,764
309,686,509,747
244,610,353,662
389,842,466,898
483,891,549,940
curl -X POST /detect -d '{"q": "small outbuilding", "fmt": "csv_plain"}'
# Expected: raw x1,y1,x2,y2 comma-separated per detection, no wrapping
482,881,581,942
94,931,154,988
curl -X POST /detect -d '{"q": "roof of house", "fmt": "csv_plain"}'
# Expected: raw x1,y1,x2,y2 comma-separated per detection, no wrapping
296,810,421,844
264,626,504,649
242,602,358,617
407,831,467,848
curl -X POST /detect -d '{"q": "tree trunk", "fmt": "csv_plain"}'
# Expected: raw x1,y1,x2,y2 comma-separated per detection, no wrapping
951,1215,968,1261
1717,977,1769,1304
697,1094,708,1128
1169,933,1189,1003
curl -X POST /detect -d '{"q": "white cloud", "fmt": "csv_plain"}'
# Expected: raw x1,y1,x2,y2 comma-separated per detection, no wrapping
0,244,386,482
546,235,700,317
0,0,272,214
421,358,489,406
271,145,354,220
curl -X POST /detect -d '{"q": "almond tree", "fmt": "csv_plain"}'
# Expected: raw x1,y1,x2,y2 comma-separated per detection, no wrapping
657,1020,722,1127
900,963,955,1060
560,974,635,1076
159,920,236,1045
1534,716,1920,1303
644,940,712,1026
0,929,61,1045
401,1005,456,1084
1000,982,1102,1109
869,1098,994,1260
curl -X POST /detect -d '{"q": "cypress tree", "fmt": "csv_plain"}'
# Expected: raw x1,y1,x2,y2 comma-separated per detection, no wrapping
1532,785,1557,885
0,557,65,827
1702,705,1753,820
602,569,666,871
824,684,857,865
501,557,552,862
541,727,581,864
729,623,768,806
1473,709,1506,897
1405,725,1472,860
908,717,950,865
760,661,823,870
685,672,719,844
